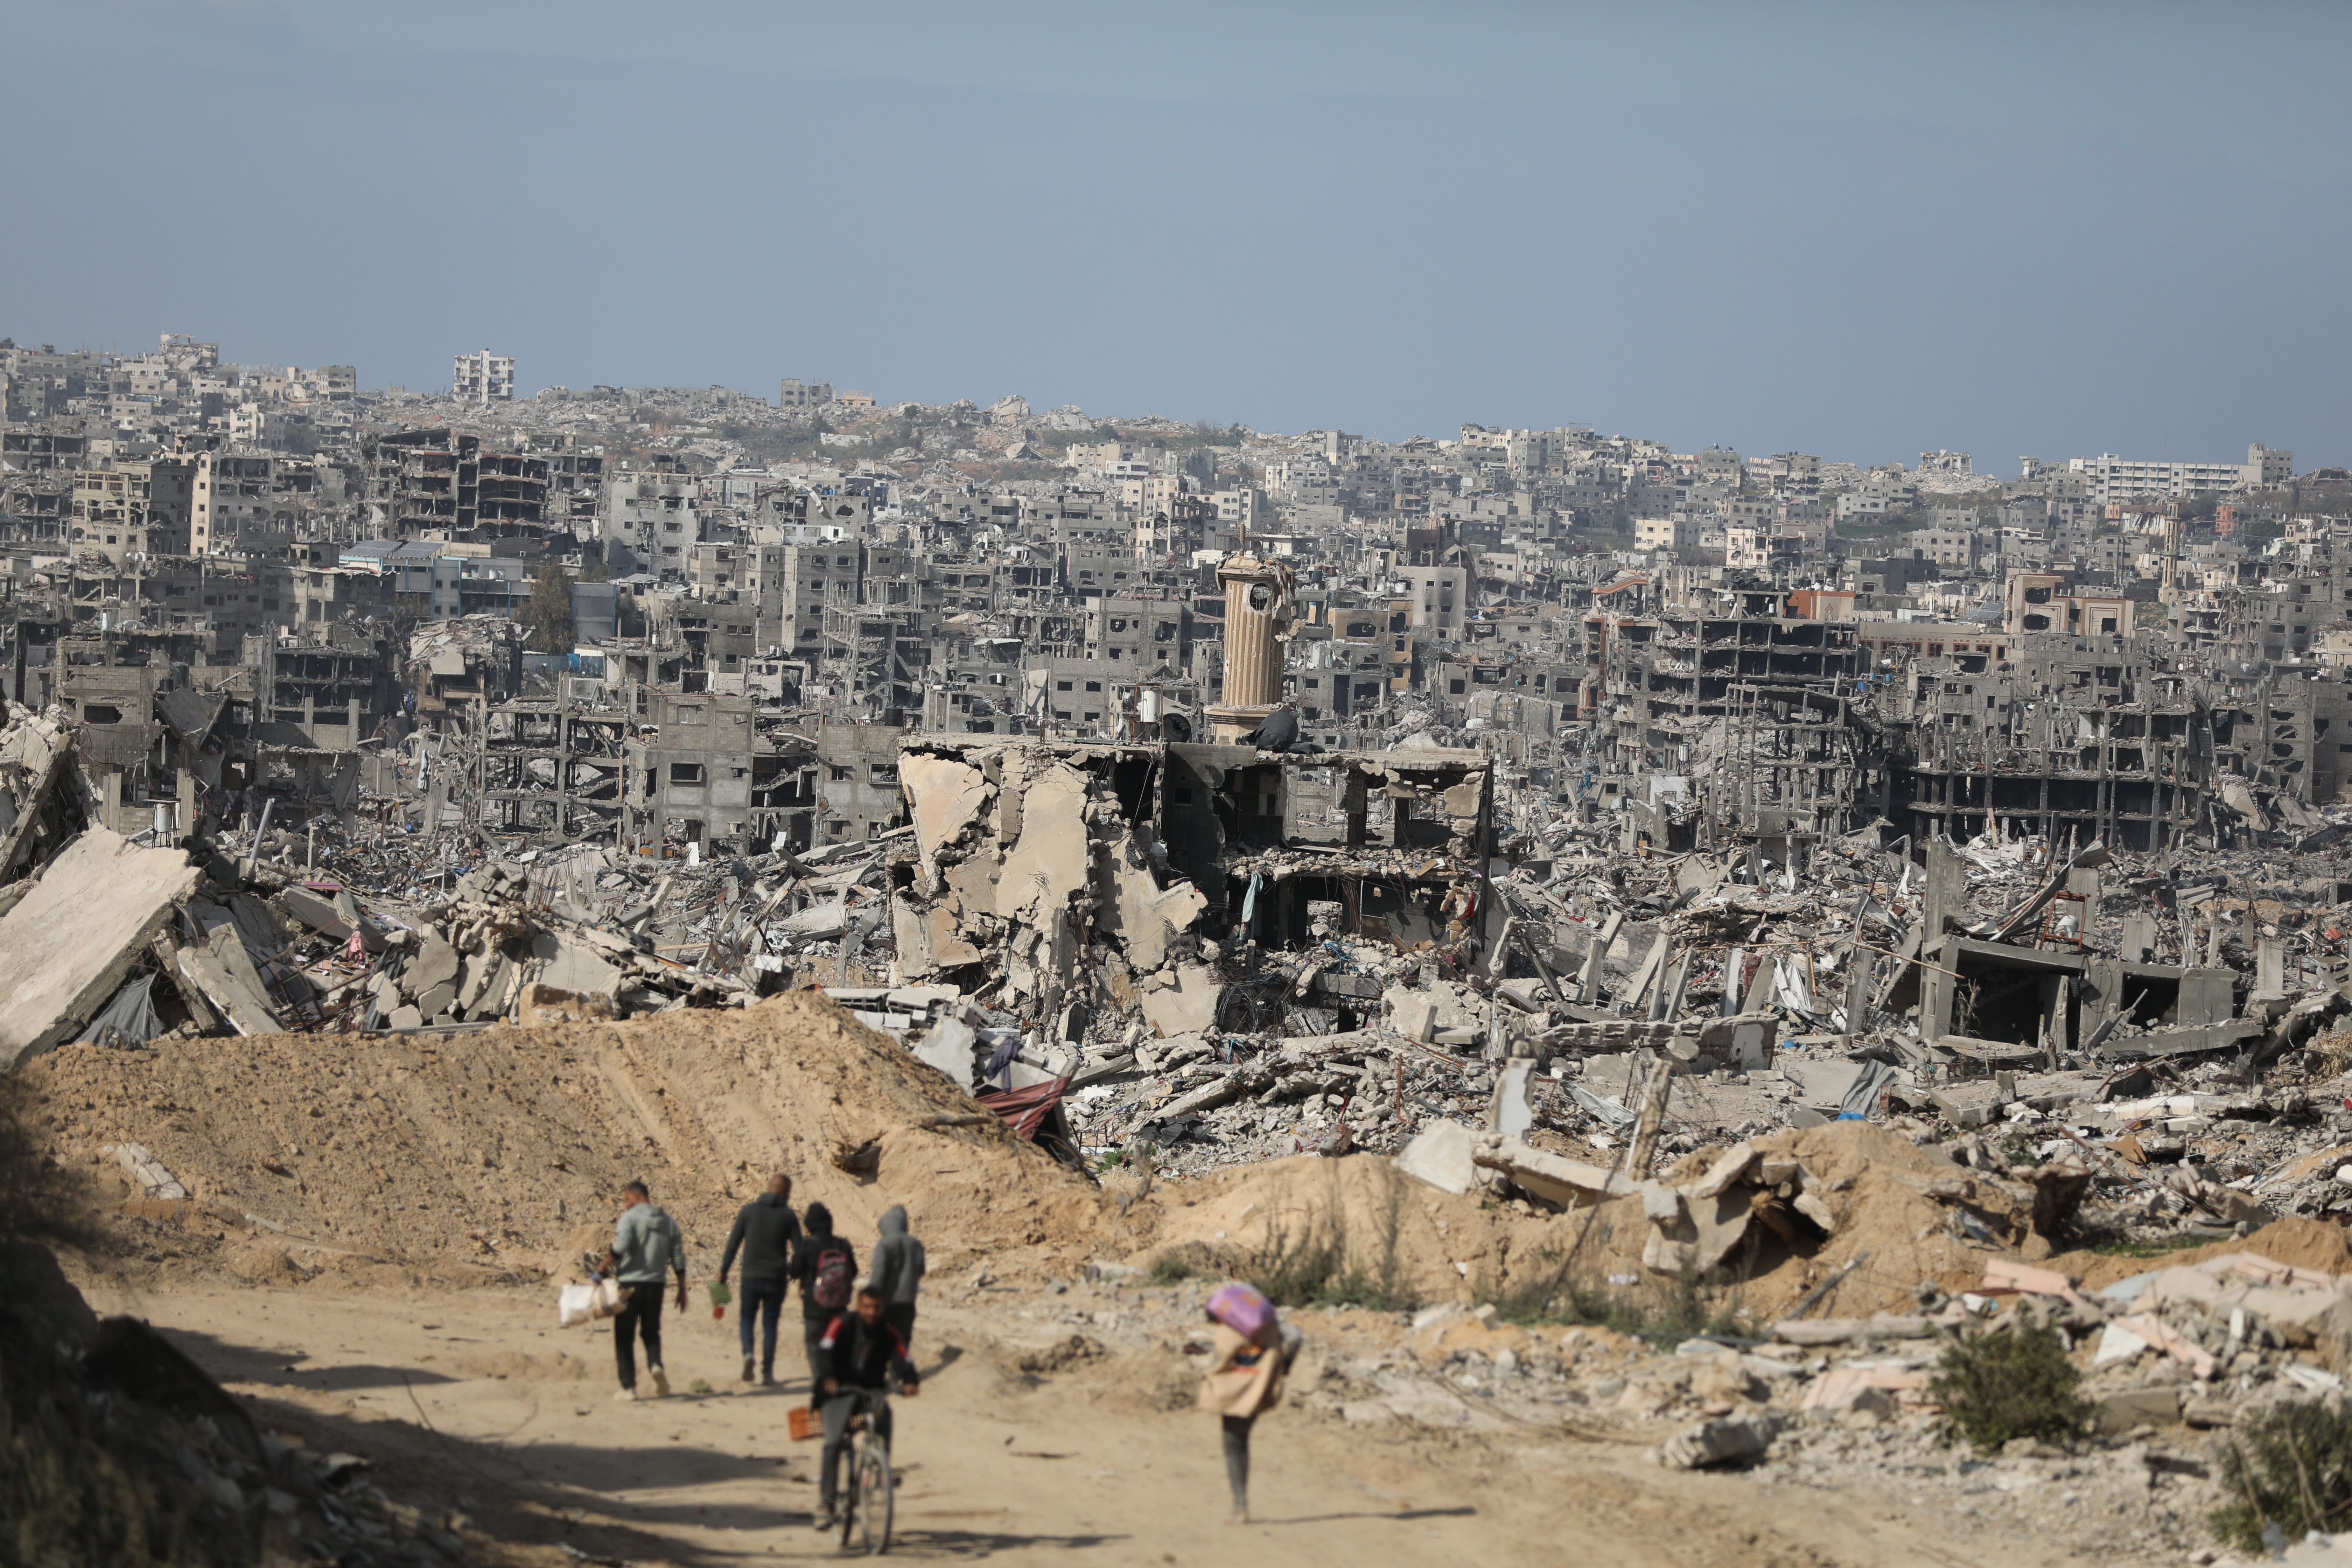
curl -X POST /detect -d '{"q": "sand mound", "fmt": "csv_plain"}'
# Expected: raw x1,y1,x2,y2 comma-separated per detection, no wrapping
1134,1121,1998,1321
1129,1152,1532,1306
18,992,1100,1280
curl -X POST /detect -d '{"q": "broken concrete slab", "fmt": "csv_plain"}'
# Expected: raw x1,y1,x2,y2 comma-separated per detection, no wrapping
1388,986,1438,1042
1642,1182,1755,1275
406,933,462,998
456,950,503,1015
926,904,981,967
1149,1059,1276,1124
2093,1385,2185,1433
0,827,202,1069
1800,1366,1927,1416
1780,1056,1867,1110
782,898,851,940
943,855,999,915
278,884,385,952
1695,1012,1777,1070
104,1141,186,1200
531,930,624,1003
1649,1412,1784,1469
1487,1059,1535,1137
176,923,284,1037
892,895,938,978
911,1015,979,1090
1770,1316,1939,1346
1095,833,1205,972
1396,1119,1480,1194
993,762,1091,922
898,754,992,877
1136,960,1222,1037
1470,1131,1635,1206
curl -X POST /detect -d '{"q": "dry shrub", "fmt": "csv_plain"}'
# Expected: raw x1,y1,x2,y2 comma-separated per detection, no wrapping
2212,1399,2352,1554
1929,1320,2091,1450
1248,1189,1408,1311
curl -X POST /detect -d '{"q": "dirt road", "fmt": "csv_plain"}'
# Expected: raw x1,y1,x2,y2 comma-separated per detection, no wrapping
69,1270,2100,1568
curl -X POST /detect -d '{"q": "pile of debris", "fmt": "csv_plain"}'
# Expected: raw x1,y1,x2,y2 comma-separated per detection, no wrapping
6,1241,486,1566
0,816,784,1065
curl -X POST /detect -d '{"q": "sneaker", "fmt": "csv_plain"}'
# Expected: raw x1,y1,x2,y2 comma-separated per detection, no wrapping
614,1386,637,1402
760,1368,776,1387
649,1365,671,1398
810,1507,835,1533
741,1355,755,1383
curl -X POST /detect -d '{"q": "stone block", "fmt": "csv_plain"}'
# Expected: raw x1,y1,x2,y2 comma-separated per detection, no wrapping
2094,1385,2183,1433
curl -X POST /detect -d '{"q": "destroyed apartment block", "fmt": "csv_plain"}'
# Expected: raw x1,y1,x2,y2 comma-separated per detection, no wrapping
888,734,1496,1052
475,695,629,842
868,722,1522,1183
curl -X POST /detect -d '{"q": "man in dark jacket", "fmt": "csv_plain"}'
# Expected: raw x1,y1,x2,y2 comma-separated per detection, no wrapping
719,1173,800,1385
790,1203,858,1388
810,1286,919,1532
867,1203,926,1345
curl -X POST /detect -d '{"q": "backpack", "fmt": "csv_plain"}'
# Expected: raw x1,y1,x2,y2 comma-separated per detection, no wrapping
811,1240,853,1310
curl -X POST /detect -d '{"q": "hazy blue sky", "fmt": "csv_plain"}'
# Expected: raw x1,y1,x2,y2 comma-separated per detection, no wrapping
5,1,2346,470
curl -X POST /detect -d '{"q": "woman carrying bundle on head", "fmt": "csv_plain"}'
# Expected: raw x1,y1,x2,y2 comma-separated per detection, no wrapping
1194,1281,1299,1525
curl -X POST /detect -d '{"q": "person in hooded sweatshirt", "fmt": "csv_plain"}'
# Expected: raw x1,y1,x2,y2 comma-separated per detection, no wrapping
790,1202,858,1387
719,1172,801,1386
604,1179,686,1402
866,1204,927,1345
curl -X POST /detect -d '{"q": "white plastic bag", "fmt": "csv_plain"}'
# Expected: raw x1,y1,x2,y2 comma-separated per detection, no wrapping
558,1282,596,1328
558,1279,621,1328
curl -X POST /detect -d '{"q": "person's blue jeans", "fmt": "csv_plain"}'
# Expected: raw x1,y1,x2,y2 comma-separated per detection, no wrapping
738,1278,786,1374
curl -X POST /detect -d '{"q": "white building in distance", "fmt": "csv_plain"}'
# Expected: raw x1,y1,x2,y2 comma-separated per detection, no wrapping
452,350,514,405
2066,443,2291,503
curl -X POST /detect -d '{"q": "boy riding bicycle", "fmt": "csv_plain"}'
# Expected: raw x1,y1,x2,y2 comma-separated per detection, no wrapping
810,1285,920,1532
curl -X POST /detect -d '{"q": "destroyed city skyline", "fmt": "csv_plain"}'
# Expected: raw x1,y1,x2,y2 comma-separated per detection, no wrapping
9,322,2352,1563
7,12,2352,1560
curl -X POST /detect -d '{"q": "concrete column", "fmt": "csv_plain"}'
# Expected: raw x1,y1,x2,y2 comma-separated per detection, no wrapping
1223,583,1281,709
1206,553,1290,743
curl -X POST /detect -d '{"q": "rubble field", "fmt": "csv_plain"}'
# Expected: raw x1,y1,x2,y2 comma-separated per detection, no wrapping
25,516,2352,1566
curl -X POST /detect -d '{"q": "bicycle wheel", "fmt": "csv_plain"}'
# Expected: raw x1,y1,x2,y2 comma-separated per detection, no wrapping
856,1437,893,1555
839,1434,861,1550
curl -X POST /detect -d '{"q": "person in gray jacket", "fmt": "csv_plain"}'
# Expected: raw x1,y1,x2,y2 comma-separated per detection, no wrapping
605,1180,686,1401
867,1203,926,1344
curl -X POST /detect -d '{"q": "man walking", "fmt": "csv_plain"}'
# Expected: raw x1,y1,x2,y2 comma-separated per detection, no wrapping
719,1172,800,1386
791,1203,858,1388
867,1203,926,1346
606,1179,686,1402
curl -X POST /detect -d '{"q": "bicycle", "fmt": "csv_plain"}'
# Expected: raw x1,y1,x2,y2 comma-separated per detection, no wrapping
836,1388,894,1555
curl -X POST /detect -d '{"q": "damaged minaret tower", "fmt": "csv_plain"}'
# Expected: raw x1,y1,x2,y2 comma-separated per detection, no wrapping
1206,549,1295,744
